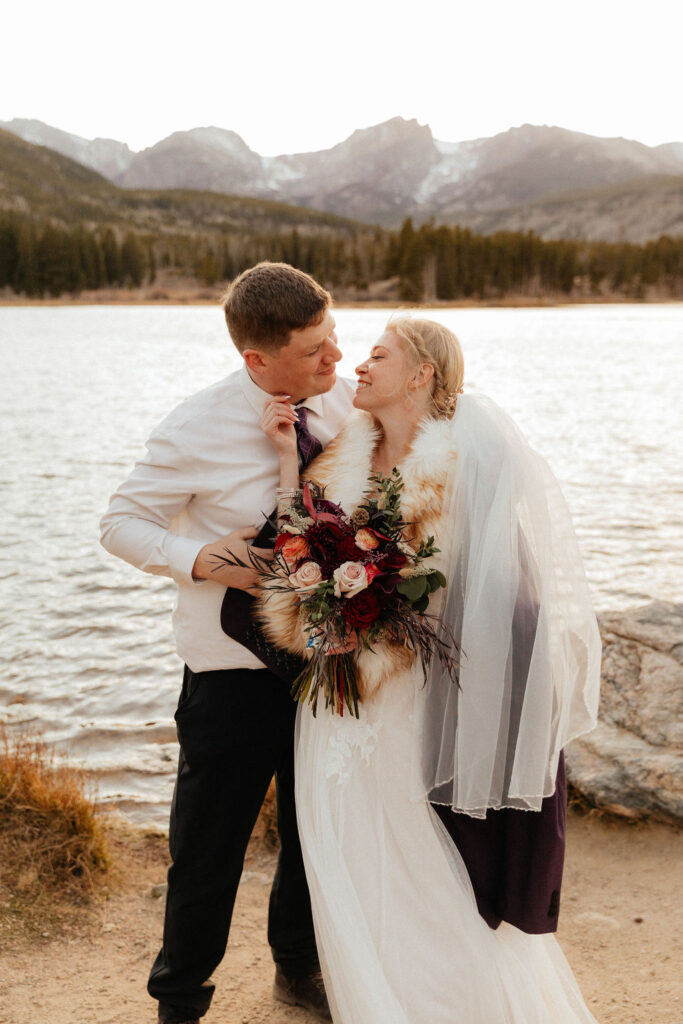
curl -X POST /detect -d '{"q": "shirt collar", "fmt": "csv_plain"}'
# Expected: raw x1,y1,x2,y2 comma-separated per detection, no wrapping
239,363,324,418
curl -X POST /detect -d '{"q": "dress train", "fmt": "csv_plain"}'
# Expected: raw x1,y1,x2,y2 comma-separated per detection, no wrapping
295,666,598,1024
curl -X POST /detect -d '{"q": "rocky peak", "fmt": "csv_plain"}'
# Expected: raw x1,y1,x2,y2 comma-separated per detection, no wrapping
118,125,264,191
339,116,436,155
269,118,440,221
155,126,255,158
0,117,134,179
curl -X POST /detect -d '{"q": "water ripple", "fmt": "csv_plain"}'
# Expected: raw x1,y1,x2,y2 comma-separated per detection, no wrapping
1,303,681,827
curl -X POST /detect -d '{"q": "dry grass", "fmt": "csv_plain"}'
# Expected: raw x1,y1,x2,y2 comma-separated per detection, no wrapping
0,726,109,905
566,781,651,825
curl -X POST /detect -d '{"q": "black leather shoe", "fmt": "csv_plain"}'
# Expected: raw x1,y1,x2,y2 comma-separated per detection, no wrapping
158,1015,199,1024
273,966,332,1022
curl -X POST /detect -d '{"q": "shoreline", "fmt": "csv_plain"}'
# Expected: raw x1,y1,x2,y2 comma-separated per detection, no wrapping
2,289,682,310
1,810,680,1024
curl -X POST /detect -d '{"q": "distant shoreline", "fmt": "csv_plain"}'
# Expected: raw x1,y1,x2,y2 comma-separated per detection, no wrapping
2,290,682,310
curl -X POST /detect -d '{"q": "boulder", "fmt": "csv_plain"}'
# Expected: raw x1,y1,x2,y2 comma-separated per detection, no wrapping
566,601,683,823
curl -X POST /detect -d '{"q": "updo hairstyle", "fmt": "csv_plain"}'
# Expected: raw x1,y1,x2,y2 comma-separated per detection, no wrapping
387,317,465,419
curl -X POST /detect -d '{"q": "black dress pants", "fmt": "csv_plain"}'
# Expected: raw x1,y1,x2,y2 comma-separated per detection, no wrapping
148,666,318,1022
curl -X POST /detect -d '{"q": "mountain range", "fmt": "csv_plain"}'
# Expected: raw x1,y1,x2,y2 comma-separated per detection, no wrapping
0,128,360,240
2,116,683,241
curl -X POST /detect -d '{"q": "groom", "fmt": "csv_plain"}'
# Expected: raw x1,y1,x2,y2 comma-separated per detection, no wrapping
100,262,354,1024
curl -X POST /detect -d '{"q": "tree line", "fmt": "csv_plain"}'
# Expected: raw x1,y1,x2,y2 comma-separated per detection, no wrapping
1,212,681,301
388,219,683,301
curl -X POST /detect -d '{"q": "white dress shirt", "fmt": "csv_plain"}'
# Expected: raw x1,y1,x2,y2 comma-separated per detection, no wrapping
100,364,355,672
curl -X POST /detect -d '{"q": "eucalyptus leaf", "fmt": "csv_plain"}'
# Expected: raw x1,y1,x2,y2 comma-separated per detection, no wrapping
426,570,447,592
397,576,428,601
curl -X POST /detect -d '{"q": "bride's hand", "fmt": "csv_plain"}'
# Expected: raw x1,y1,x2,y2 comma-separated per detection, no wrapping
261,395,298,459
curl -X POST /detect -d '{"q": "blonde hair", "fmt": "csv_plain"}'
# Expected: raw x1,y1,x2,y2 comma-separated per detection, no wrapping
387,317,465,419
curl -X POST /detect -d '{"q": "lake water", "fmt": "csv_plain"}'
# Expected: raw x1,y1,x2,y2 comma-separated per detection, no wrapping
1,303,681,827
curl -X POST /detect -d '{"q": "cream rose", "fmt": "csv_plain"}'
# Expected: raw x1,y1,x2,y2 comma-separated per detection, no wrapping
333,560,369,599
289,560,323,592
354,528,380,551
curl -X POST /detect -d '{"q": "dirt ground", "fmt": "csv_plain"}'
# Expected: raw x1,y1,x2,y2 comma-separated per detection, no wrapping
0,811,681,1024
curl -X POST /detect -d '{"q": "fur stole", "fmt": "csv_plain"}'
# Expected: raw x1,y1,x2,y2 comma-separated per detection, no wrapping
257,411,458,700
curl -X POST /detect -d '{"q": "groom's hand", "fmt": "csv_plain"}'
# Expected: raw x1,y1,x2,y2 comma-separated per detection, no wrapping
192,527,273,592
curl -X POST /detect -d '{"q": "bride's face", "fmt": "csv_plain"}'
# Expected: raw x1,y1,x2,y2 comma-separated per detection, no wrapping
353,332,412,412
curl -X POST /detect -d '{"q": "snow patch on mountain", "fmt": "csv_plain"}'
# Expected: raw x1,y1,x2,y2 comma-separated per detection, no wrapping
261,155,304,189
415,139,485,202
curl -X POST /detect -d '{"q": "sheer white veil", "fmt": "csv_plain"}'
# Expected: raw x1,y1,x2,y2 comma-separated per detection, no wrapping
412,393,601,818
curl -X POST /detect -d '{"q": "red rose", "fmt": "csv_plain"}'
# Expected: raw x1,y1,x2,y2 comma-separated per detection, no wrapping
336,535,364,562
373,573,400,594
324,521,348,540
342,589,382,630
306,523,342,576
377,550,408,571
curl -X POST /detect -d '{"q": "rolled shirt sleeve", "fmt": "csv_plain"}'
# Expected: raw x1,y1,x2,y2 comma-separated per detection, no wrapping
100,431,205,587
98,369,356,673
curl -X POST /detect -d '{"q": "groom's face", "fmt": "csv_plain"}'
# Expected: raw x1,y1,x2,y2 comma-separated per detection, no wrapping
257,310,342,402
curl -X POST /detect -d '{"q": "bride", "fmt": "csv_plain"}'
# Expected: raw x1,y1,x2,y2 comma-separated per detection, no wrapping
256,317,602,1023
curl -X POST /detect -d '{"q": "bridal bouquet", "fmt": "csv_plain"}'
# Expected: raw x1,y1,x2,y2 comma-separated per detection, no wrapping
218,471,458,717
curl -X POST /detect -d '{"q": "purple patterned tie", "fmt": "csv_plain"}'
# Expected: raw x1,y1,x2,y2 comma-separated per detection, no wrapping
294,405,323,470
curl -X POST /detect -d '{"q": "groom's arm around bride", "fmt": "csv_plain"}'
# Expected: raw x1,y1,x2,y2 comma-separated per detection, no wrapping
100,262,353,1024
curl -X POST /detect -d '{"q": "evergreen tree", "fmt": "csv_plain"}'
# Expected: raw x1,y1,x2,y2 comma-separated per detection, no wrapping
197,250,219,286
396,219,425,301
222,244,235,281
74,227,102,291
37,222,73,296
101,228,121,285
147,243,157,285
0,218,19,288
120,232,146,287
14,222,39,296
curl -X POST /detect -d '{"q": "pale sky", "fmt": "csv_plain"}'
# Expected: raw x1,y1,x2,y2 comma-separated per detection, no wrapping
3,0,680,154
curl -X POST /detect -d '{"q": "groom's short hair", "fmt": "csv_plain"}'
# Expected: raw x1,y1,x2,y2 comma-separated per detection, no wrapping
222,262,331,353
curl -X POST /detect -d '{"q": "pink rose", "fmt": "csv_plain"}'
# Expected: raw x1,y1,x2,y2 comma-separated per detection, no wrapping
354,528,380,551
333,560,369,599
288,560,323,592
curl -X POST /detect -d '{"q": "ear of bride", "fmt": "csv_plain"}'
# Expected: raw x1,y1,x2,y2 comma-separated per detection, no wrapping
409,363,435,389
387,316,464,420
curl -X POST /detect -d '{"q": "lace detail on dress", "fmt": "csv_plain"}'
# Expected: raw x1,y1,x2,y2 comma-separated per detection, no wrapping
325,718,381,785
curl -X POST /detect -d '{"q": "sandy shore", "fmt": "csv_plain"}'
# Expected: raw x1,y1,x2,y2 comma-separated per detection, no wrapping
0,810,681,1024
2,283,681,308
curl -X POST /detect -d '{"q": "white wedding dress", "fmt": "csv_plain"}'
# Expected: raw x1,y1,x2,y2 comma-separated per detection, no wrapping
258,402,601,1023
294,667,598,1024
